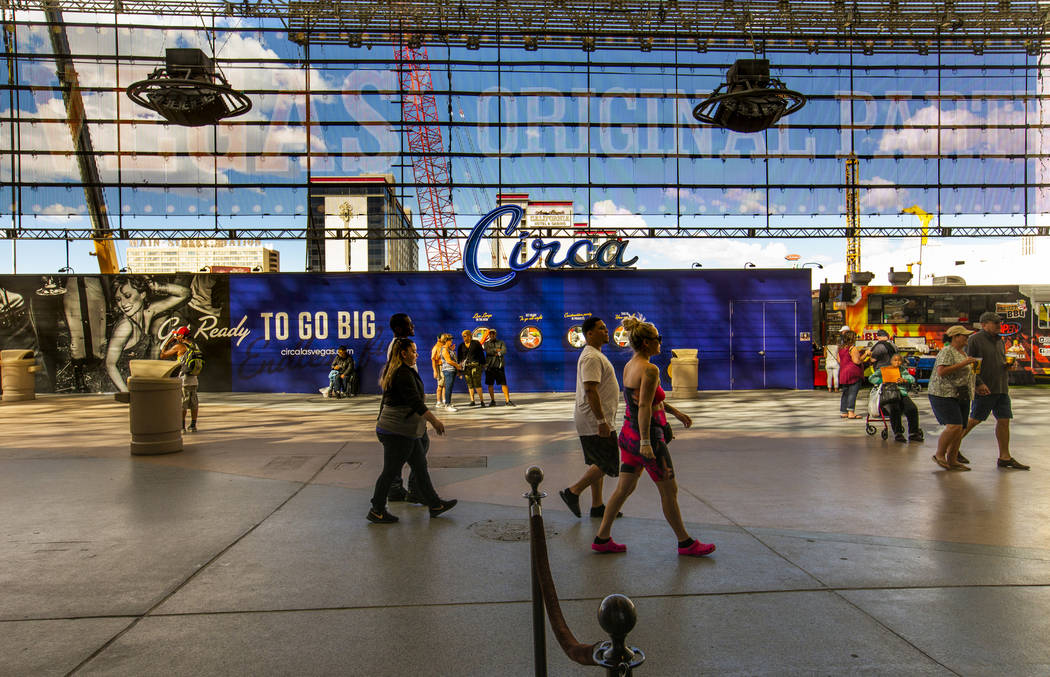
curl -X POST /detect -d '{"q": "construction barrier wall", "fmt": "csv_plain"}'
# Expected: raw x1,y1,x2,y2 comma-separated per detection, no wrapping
0,269,813,394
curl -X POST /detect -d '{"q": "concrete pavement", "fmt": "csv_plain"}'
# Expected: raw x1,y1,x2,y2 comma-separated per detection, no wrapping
2,388,1048,675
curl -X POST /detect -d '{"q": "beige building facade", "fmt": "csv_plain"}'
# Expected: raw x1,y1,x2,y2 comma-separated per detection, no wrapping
125,240,280,273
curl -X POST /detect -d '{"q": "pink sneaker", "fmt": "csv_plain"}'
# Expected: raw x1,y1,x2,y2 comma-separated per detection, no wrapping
678,540,716,557
591,539,627,554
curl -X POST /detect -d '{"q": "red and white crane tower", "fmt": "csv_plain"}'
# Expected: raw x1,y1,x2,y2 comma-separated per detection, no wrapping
395,44,462,271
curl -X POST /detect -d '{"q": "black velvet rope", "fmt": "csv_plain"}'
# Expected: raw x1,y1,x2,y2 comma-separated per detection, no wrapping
530,513,599,666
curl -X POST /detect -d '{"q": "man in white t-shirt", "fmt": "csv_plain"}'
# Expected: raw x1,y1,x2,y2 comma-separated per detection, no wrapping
559,317,621,519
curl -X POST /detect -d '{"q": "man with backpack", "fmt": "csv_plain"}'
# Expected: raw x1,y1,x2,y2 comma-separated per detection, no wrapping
161,326,203,432
864,329,898,370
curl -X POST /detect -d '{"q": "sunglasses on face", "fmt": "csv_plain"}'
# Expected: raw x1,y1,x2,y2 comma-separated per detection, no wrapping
648,334,663,343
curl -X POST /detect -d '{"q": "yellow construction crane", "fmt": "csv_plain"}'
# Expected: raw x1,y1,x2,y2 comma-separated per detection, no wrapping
902,205,931,245
45,4,119,274
902,205,931,285
844,153,860,278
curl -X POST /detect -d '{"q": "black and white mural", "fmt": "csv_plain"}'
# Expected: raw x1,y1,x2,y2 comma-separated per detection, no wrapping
0,274,232,393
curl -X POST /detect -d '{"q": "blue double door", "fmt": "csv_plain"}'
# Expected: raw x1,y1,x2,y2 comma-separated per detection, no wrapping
730,300,799,389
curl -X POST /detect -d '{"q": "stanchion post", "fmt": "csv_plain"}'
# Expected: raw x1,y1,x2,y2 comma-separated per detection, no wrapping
524,465,548,677
594,594,645,676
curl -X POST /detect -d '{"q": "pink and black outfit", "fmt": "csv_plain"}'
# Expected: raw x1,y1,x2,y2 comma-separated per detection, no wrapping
838,345,863,415
618,384,674,481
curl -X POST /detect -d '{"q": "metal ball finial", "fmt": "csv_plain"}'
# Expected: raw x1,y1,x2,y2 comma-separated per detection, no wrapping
597,594,637,637
525,465,544,492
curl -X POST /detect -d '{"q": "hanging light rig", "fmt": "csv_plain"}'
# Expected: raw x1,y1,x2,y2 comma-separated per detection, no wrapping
692,58,806,133
127,48,251,126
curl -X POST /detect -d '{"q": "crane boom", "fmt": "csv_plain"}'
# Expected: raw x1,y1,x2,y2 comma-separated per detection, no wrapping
395,44,462,271
844,153,860,278
43,2,118,273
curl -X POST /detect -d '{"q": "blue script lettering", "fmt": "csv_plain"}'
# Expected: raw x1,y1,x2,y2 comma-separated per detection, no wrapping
463,205,638,289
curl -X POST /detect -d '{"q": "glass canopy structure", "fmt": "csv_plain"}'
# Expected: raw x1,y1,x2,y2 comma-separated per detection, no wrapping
2,0,1049,250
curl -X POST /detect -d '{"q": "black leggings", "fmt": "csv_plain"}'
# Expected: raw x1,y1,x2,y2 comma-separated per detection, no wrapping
883,397,919,435
372,432,440,510
388,429,428,495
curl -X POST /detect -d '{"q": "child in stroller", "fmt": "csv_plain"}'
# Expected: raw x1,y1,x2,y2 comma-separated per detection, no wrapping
867,353,923,443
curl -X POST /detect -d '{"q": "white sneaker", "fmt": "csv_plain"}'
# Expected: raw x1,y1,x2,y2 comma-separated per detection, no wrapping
434,402,445,409
320,387,330,397
445,405,458,412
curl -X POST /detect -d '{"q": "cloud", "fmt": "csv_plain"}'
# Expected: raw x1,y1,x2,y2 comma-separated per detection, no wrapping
878,103,1026,155
5,19,340,188
860,176,908,212
626,237,820,271
663,187,705,206
707,189,765,214
37,203,84,216
591,199,648,229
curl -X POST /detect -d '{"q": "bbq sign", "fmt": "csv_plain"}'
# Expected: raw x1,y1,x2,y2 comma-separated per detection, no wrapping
463,205,638,289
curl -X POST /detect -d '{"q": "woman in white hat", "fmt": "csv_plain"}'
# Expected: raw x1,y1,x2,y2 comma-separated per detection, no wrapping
928,325,978,470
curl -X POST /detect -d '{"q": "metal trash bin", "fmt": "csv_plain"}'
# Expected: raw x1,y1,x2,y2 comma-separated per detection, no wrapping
127,359,183,456
668,348,699,399
1,349,41,402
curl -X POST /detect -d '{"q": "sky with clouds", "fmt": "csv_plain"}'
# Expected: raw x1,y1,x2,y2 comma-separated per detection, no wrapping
1,13,1048,287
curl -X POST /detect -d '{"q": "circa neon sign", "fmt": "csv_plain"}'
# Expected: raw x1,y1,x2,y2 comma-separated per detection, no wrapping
463,205,638,289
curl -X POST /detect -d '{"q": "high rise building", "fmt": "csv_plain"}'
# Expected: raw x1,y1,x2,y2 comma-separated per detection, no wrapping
125,240,279,273
494,194,574,269
307,175,418,272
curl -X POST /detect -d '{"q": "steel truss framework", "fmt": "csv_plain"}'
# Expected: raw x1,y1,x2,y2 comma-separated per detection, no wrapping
3,4,1050,246
6,0,1050,54
8,225,1049,240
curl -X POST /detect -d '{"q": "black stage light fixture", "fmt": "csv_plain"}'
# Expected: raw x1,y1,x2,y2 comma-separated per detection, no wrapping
523,35,539,51
692,58,806,133
940,13,963,31
127,48,251,126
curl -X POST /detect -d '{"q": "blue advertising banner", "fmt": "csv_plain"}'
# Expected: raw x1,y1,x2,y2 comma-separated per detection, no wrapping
227,269,813,394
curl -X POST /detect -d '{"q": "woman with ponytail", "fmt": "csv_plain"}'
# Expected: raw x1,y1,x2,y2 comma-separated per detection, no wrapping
591,316,716,557
368,338,457,524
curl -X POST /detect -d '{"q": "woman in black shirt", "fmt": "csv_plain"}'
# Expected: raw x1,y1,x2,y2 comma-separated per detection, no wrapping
368,338,457,523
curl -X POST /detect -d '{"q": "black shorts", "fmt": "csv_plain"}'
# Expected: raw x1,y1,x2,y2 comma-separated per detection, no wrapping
485,367,507,386
580,434,620,478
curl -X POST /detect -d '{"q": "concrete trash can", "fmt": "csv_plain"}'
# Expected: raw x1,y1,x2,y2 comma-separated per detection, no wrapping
668,348,699,399
1,349,41,402
127,359,183,456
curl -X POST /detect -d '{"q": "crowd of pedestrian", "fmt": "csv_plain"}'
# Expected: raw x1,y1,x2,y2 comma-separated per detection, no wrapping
365,311,719,559
363,309,1031,560
825,313,1030,472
